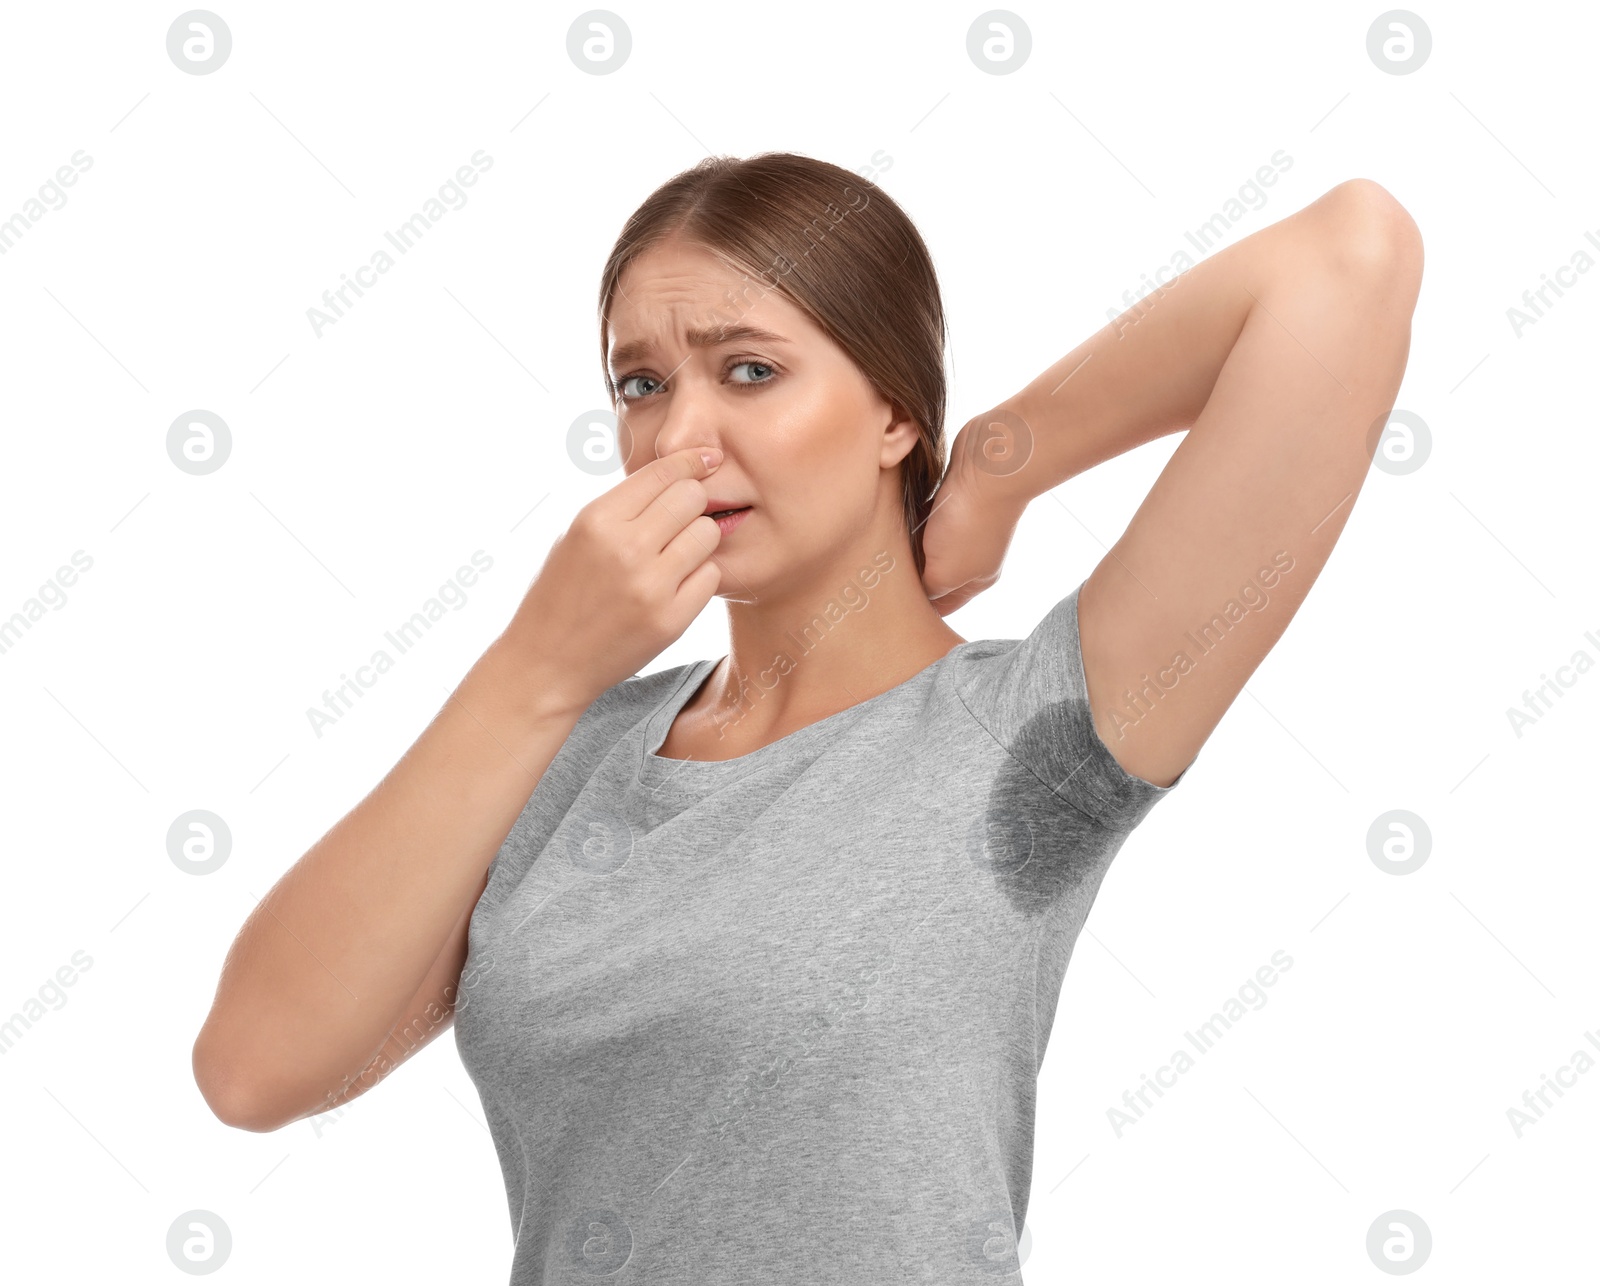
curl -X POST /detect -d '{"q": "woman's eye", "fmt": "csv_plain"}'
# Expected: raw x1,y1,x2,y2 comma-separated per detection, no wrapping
616,375,659,399
729,360,775,386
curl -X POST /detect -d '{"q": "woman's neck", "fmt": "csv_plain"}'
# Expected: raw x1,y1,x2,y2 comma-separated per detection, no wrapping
679,544,966,754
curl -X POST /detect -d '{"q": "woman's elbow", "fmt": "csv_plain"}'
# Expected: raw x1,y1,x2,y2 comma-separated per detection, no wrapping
192,1033,284,1133
1314,178,1425,302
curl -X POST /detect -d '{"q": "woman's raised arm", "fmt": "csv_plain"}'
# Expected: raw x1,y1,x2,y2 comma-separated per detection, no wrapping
926,178,1424,790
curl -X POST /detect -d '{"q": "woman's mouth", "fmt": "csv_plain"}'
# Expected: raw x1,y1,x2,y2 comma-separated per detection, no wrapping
705,505,752,534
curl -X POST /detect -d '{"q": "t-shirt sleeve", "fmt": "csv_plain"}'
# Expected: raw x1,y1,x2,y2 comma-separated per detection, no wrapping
475,676,642,912
954,578,1192,832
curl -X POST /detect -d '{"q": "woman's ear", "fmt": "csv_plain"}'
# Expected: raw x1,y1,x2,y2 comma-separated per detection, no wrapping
878,400,923,469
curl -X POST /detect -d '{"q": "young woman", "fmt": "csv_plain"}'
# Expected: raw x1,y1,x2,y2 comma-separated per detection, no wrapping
193,153,1422,1283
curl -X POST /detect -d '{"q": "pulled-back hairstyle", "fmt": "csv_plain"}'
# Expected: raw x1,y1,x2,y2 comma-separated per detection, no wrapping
596,151,948,578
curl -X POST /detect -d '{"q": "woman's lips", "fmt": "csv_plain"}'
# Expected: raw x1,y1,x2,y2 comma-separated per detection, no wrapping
709,506,752,535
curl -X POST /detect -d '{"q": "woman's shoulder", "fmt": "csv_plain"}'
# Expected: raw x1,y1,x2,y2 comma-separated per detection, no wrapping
581,658,704,728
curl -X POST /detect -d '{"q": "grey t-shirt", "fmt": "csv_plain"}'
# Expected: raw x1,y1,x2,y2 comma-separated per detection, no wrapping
454,579,1189,1284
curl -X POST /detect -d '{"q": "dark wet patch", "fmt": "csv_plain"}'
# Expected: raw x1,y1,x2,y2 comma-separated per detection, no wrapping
968,698,1126,916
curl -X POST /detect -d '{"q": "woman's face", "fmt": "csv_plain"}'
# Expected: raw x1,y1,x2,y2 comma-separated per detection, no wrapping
607,236,919,603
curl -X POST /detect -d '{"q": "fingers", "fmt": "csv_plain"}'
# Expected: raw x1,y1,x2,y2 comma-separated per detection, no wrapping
925,572,992,616
604,445,721,525
671,553,723,618
928,587,973,617
659,510,722,586
635,475,718,554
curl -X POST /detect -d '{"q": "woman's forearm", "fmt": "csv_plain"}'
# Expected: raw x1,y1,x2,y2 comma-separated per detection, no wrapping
971,181,1393,508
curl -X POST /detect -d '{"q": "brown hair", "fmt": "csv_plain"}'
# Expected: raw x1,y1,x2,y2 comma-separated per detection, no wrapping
596,151,948,578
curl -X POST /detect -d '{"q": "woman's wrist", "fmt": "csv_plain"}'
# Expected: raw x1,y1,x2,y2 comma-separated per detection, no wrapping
947,397,1052,518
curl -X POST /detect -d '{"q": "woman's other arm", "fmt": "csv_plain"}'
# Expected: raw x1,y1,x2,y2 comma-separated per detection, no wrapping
937,178,1424,788
190,641,589,1131
191,444,728,1131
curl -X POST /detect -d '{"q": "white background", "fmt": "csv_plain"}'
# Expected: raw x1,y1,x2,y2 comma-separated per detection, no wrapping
1,0,1594,1280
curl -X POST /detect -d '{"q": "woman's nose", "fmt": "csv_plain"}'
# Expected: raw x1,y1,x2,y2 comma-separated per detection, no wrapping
650,391,721,464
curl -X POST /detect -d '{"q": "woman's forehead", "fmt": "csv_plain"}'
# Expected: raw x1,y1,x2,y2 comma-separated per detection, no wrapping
617,237,736,291
610,263,813,354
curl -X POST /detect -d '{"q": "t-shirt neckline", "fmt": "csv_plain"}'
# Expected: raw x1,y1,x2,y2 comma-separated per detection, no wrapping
635,645,974,787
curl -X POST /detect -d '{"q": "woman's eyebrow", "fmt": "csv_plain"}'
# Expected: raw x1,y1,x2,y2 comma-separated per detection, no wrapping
609,323,792,368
